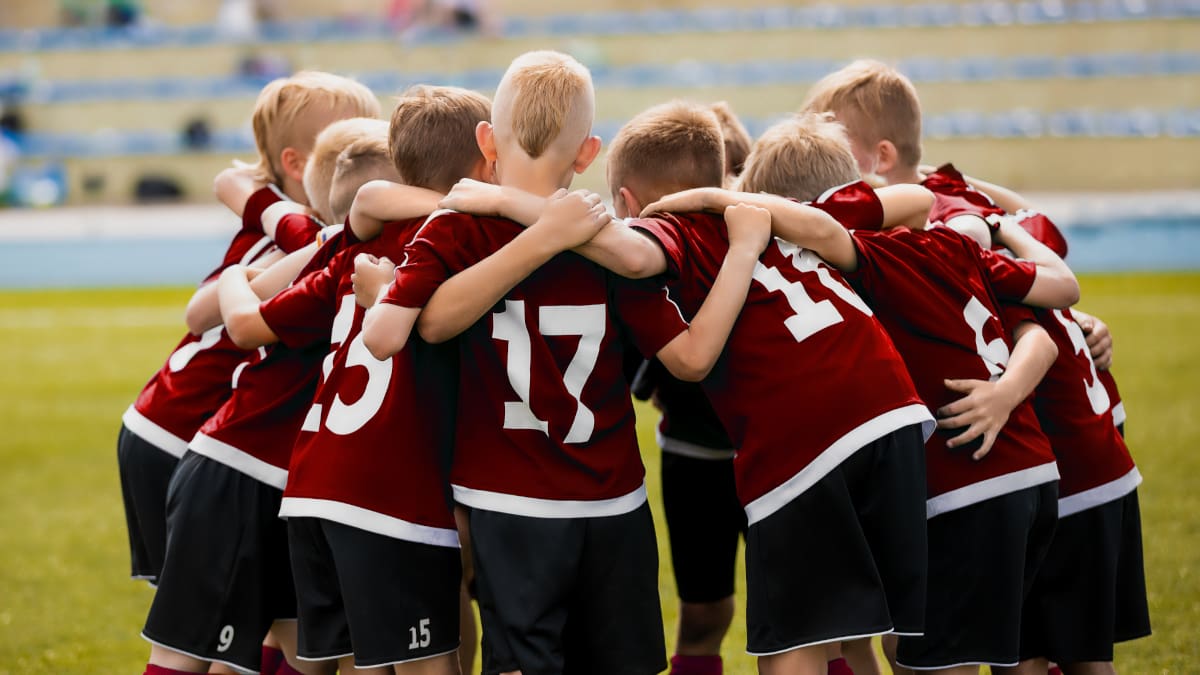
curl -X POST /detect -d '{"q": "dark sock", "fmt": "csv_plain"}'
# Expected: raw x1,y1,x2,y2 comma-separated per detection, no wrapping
261,645,285,675
827,657,855,675
669,653,723,675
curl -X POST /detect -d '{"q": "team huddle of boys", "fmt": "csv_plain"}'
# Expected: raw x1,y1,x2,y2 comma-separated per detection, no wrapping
116,50,1150,675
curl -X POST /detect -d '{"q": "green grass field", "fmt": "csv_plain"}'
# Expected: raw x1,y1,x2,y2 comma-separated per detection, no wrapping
1,273,1197,673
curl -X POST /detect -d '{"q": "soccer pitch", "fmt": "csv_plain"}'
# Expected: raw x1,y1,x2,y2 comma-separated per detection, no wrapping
0,273,1196,673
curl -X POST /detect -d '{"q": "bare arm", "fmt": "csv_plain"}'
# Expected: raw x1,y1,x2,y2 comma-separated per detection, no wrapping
416,190,611,343
348,180,444,241
937,320,1058,460
213,164,265,217
875,184,934,230
185,242,321,334
993,218,1080,308
643,188,859,271
440,179,666,279
360,287,422,361
217,265,281,349
656,204,771,381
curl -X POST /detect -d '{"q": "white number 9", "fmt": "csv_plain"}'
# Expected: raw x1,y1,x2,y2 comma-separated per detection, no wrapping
217,624,235,653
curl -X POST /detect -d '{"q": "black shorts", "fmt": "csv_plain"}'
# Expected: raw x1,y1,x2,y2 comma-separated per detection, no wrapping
1020,489,1151,662
897,481,1058,670
142,451,296,673
117,423,180,583
745,424,928,655
661,452,746,603
469,503,666,675
288,517,462,667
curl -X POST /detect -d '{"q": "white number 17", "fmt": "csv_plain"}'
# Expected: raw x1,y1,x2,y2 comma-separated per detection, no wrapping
493,300,606,444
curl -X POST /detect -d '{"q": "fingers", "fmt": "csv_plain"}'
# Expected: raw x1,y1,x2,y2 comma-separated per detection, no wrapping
942,378,981,394
972,429,1000,461
944,421,984,448
935,413,971,430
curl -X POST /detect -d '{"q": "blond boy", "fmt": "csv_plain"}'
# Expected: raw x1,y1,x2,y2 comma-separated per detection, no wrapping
303,117,389,225
359,57,771,675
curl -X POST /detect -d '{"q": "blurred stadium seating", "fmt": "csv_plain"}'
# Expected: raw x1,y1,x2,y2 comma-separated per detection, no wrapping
0,0,1197,203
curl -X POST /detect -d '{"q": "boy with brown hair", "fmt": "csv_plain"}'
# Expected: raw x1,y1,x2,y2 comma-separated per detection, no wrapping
649,110,1081,675
802,61,1149,674
359,57,772,675
135,71,383,675
709,101,752,181
215,84,499,675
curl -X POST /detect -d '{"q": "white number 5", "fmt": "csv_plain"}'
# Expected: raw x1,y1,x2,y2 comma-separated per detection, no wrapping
493,300,605,444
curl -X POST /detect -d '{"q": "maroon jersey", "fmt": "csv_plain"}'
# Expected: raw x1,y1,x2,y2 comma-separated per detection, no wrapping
188,230,349,488
847,223,1059,517
631,206,932,526
123,186,320,457
277,218,460,546
1028,308,1139,515
384,211,686,518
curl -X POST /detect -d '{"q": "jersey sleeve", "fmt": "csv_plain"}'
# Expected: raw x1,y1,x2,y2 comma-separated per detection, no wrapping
628,216,687,278
978,247,1038,302
1014,211,1069,259
998,300,1037,335
274,213,322,253
383,215,461,309
259,261,341,349
611,276,690,358
810,181,885,232
842,229,904,304
242,185,285,233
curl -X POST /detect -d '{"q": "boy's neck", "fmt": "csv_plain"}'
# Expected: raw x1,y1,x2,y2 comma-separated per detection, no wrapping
498,155,575,198
881,165,924,186
280,175,310,205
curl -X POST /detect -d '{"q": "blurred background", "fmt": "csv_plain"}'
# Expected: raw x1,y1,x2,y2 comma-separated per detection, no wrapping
0,0,1197,285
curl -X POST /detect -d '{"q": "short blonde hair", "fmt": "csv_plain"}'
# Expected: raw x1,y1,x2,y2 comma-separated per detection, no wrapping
389,85,492,193
303,117,389,224
737,112,861,203
328,137,401,226
710,101,753,178
496,50,594,159
801,60,923,170
249,71,381,187
607,101,726,200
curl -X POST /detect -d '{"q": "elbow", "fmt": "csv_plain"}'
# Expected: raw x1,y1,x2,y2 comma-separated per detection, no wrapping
361,331,391,361
184,306,211,337
416,319,452,345
664,351,714,383
1064,277,1081,308
225,311,263,350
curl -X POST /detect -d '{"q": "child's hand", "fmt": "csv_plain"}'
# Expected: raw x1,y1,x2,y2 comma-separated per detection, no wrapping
641,188,724,216
1074,311,1114,370
351,253,397,309
723,203,771,256
440,179,506,215
531,189,611,253
936,378,1018,460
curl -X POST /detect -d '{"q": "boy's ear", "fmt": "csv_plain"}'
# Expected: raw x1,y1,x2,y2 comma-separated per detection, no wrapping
279,147,307,184
618,186,642,218
875,140,900,176
475,121,498,163
572,135,603,175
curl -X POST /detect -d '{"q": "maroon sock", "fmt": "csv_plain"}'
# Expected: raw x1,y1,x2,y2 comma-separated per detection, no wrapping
1048,667,1064,675
143,665,203,675
276,658,308,675
261,645,285,675
827,657,855,675
669,653,722,675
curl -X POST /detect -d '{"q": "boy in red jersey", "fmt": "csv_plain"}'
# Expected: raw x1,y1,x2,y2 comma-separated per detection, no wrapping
802,61,1150,673
137,75,383,675
359,54,773,675
216,85,508,675
116,71,378,603
431,100,934,675
646,112,1081,674
801,59,1128,436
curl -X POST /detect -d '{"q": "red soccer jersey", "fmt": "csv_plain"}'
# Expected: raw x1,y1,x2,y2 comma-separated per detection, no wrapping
276,218,461,546
124,185,320,456
384,211,686,518
631,208,932,526
1028,308,1139,515
188,231,349,488
847,224,1059,517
